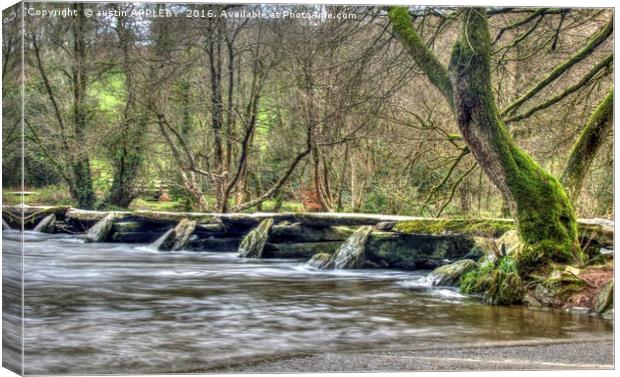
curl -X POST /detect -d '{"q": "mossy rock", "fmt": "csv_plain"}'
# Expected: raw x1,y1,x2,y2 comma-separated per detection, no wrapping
238,218,274,258
543,267,588,301
33,214,56,233
85,213,118,242
485,270,525,305
306,253,335,269
394,218,514,238
530,284,557,306
427,259,479,286
594,279,613,314
333,226,373,269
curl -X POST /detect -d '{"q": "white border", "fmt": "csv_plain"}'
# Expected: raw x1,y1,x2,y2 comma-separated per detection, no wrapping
0,1,616,377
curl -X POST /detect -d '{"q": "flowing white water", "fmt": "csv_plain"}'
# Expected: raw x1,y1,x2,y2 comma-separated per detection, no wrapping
1,230,612,374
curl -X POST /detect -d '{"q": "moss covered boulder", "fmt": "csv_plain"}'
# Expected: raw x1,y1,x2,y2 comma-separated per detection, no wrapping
150,219,197,251
427,259,479,286
543,267,588,301
262,242,341,259
85,213,117,242
33,214,56,233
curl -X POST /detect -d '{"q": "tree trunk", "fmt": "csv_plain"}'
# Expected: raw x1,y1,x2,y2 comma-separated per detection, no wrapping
71,3,95,209
448,8,581,267
106,9,144,208
389,7,582,269
561,88,613,202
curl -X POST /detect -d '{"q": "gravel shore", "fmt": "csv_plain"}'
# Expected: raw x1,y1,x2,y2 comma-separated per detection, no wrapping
207,338,613,373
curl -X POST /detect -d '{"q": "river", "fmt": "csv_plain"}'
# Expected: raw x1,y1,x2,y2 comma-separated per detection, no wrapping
1,230,613,374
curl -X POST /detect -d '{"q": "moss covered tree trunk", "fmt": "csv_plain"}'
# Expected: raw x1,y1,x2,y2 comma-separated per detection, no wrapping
389,7,582,270
561,88,613,201
449,8,581,267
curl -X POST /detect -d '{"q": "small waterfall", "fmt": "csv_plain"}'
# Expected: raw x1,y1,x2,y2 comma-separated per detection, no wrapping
33,214,56,233
238,218,274,258
305,253,334,269
148,219,197,251
149,228,175,251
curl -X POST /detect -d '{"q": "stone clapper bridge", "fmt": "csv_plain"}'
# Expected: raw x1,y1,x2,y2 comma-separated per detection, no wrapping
2,205,613,278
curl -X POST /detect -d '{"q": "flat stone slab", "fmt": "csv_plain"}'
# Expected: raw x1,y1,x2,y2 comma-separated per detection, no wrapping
1,205,614,247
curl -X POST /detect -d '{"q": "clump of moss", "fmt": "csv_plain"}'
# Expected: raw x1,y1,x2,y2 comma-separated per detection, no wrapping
394,219,514,238
460,256,524,305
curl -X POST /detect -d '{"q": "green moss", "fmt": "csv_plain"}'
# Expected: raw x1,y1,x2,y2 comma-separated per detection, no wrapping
394,219,513,238
507,146,584,269
460,256,524,305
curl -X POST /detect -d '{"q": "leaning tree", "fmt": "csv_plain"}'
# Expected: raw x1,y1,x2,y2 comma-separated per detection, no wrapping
387,7,612,302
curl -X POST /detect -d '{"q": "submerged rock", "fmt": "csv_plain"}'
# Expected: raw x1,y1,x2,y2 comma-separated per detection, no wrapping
306,252,335,269
426,259,478,286
33,214,56,233
238,218,274,258
594,279,613,314
150,219,197,251
86,213,117,242
332,226,373,269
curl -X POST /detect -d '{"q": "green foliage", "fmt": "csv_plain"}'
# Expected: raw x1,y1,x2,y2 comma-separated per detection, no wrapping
129,198,188,212
88,73,126,113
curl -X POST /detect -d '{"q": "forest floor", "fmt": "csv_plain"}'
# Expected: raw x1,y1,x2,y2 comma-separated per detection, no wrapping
208,338,614,372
